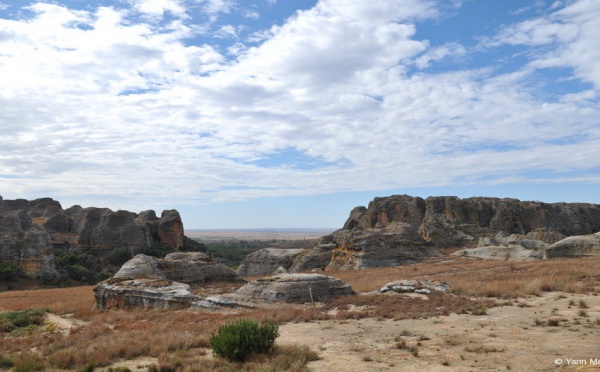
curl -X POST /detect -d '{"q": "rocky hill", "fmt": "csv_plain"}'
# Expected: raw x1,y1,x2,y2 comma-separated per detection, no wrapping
0,196,199,287
300,195,600,271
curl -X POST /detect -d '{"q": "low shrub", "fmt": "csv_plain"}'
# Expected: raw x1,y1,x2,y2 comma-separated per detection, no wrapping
210,318,279,362
0,309,46,333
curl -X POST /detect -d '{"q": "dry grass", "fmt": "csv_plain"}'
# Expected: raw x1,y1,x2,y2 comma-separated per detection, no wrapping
327,257,600,298
0,256,598,370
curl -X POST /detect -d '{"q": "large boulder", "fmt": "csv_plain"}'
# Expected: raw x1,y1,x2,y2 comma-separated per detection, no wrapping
113,254,245,286
289,243,335,272
231,273,353,303
544,232,600,258
236,248,304,276
326,230,440,270
94,278,200,310
452,232,548,261
96,253,245,310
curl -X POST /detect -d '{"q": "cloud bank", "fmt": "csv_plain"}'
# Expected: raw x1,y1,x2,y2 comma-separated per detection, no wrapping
0,0,598,211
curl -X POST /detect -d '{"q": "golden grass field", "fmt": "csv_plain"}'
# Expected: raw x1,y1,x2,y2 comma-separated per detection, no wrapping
0,256,599,371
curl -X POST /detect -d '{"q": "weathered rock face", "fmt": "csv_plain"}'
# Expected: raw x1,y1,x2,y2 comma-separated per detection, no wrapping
44,206,183,251
0,197,186,283
94,278,200,310
0,207,59,280
288,244,335,273
544,232,600,258
236,248,305,276
321,195,600,270
452,231,550,261
95,253,245,309
231,273,353,303
113,254,245,286
380,280,449,294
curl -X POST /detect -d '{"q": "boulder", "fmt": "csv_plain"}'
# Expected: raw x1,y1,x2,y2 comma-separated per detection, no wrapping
164,251,210,262
231,273,353,303
94,278,200,310
288,243,335,272
452,232,548,261
113,254,245,286
236,248,304,276
452,245,544,261
380,280,449,293
544,232,600,258
326,230,440,270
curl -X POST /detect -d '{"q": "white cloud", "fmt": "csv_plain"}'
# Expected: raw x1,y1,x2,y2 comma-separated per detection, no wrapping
489,0,600,89
130,0,188,19
414,42,466,69
0,0,598,212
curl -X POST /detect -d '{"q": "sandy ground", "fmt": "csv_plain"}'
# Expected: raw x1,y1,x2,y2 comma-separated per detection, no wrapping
41,288,599,371
278,292,600,372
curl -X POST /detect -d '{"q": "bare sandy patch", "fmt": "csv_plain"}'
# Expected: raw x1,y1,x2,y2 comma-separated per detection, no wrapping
278,292,600,371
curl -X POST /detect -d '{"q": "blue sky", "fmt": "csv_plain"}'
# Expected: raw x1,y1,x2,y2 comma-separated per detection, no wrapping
1,0,599,229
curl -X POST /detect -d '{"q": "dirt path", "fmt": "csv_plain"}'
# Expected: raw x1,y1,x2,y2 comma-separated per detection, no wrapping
278,292,600,371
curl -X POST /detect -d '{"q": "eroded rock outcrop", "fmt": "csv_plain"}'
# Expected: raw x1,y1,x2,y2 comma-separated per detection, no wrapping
95,253,244,310
94,278,200,310
0,206,60,280
319,195,600,270
544,232,600,258
452,231,550,261
0,197,186,283
231,273,353,303
113,253,244,286
380,280,449,294
236,248,304,276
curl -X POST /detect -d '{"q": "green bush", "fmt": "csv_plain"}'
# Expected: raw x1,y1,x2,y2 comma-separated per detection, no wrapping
107,248,132,266
210,318,279,362
0,309,46,333
0,262,21,280
181,236,208,253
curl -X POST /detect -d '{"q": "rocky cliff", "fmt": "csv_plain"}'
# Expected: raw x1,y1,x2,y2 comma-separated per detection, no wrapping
0,197,186,284
319,195,600,270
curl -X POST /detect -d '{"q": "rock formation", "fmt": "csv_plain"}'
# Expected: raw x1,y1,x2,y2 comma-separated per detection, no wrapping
311,195,600,270
236,248,304,276
95,253,244,310
112,253,244,285
544,232,600,258
380,280,449,294
452,231,550,261
231,273,354,303
0,197,186,283
94,278,200,310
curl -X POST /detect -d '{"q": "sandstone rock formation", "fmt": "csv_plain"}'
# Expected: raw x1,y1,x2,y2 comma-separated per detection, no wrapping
236,248,304,276
0,197,186,283
544,232,600,258
380,280,449,294
318,195,600,270
95,253,244,310
452,231,550,261
231,273,353,303
94,278,200,310
113,253,244,286
0,204,60,280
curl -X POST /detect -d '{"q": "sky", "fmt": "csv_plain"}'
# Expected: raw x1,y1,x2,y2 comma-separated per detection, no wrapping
1,0,599,229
